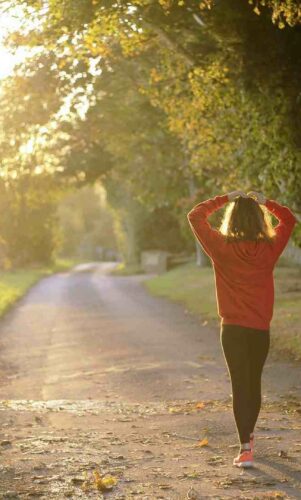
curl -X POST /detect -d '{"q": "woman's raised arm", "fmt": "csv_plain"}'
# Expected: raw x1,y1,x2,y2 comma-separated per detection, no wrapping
187,194,229,259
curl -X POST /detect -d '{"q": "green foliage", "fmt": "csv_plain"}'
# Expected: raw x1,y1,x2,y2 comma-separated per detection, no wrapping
57,184,118,258
0,175,61,266
0,0,300,267
139,206,187,252
247,0,301,28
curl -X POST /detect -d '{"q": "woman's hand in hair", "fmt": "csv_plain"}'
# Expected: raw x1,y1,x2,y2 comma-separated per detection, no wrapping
247,191,266,204
227,190,248,202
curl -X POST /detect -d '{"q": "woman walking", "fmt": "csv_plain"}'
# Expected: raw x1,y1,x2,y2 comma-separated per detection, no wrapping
187,190,297,468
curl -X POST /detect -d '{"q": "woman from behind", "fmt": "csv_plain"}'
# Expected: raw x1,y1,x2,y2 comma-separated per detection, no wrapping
187,190,297,468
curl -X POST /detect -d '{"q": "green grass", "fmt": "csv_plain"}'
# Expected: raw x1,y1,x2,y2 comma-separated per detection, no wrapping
143,261,301,362
272,265,301,361
0,257,80,317
143,262,217,325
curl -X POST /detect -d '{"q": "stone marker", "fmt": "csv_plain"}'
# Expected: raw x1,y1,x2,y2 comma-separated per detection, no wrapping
141,250,170,274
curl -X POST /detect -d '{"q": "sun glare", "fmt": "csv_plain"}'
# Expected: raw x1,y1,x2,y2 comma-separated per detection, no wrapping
0,7,28,79
0,50,14,80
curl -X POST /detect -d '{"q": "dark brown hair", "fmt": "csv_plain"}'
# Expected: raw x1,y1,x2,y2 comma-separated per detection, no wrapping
219,196,275,242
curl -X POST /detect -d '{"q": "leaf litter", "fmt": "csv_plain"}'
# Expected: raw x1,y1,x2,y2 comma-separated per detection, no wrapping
1,396,300,499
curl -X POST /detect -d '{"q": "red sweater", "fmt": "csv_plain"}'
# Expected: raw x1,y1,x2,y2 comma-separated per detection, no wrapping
187,194,297,331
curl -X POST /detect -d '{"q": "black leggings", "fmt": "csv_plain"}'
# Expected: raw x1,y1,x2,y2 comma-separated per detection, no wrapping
220,323,270,444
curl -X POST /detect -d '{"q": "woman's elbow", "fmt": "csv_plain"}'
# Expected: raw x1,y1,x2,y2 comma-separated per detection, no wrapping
187,209,196,221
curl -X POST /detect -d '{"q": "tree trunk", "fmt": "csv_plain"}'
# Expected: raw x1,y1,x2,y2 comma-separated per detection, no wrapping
124,207,140,265
187,173,208,267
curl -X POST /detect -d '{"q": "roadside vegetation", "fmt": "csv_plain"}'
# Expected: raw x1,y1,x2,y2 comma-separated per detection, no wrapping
0,258,79,317
1,0,301,270
143,261,301,362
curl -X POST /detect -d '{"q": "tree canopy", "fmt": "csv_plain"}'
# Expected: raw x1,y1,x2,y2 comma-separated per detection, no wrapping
0,0,300,265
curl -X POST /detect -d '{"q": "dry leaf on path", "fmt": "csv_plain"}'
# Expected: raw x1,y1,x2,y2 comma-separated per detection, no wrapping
196,438,208,447
187,486,201,499
93,470,118,491
278,450,288,458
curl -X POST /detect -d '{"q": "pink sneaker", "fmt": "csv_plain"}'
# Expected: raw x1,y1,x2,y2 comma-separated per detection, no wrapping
233,449,254,468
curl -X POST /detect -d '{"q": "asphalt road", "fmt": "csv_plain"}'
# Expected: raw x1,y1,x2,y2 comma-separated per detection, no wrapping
0,263,301,499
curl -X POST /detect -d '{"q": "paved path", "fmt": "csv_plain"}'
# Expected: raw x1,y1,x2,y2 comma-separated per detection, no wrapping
0,263,300,499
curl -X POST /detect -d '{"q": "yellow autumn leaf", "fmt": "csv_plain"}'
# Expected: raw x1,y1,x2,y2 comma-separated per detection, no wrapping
195,402,205,409
93,471,118,491
197,438,209,447
169,406,181,413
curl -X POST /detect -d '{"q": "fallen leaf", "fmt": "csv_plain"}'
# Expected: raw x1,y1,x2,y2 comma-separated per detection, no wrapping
196,438,209,447
93,471,118,491
168,407,181,413
278,450,288,458
0,440,12,447
71,477,85,485
158,484,172,490
207,455,224,465
187,486,200,499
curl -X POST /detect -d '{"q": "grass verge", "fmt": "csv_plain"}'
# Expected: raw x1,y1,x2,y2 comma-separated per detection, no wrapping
0,257,80,318
143,261,301,362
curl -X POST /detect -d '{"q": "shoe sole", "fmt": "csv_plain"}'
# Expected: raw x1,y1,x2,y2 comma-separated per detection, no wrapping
233,461,254,468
